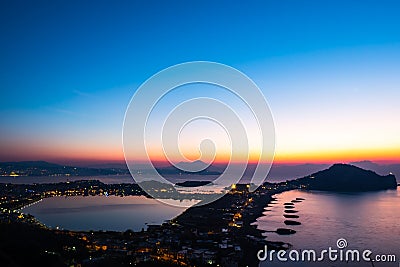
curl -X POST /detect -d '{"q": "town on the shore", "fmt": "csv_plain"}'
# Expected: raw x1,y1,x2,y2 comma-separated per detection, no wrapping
0,163,397,267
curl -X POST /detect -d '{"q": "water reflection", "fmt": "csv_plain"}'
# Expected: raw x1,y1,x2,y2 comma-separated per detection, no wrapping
256,188,400,267
21,195,195,231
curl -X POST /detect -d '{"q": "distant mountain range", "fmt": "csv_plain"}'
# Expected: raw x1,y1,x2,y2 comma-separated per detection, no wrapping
0,161,122,176
1,160,399,184
0,160,222,177
350,160,400,179
155,160,222,175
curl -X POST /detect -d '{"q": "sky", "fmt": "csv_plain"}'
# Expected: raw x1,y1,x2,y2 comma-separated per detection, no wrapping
0,0,399,165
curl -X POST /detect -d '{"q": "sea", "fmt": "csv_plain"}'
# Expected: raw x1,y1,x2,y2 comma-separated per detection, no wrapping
256,188,400,267
7,175,400,266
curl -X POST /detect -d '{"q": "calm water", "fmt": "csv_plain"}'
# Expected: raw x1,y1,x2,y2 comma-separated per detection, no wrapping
256,188,400,266
21,195,193,231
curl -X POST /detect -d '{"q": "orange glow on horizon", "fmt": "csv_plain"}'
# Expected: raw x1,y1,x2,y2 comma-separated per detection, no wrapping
67,147,400,165
273,147,400,164
2,142,399,165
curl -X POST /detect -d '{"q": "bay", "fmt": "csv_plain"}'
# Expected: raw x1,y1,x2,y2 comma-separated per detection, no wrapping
21,195,193,231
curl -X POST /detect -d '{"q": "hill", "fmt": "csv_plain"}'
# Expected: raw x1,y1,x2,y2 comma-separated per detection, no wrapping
297,163,397,191
0,161,120,176
154,160,222,176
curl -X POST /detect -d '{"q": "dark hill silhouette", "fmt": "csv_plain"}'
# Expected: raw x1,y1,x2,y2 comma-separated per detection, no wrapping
297,163,397,191
0,161,119,176
154,160,223,175
350,160,400,182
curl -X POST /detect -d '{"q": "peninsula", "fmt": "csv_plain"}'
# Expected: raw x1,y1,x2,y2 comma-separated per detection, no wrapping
0,163,397,266
297,163,397,191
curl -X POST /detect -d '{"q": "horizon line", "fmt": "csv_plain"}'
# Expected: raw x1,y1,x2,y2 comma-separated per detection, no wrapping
1,158,399,166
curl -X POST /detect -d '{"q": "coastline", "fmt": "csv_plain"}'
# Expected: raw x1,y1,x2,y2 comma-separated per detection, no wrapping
2,164,397,266
172,184,296,266
257,187,400,267
1,178,297,266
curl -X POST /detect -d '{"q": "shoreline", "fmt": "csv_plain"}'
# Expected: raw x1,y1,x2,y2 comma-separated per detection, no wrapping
172,183,297,266
3,165,396,266
1,179,298,266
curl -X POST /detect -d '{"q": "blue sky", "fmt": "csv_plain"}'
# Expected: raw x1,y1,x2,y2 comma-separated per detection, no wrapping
1,0,399,163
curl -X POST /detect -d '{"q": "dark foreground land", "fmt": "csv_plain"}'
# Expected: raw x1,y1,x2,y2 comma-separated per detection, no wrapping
0,164,396,267
0,179,297,267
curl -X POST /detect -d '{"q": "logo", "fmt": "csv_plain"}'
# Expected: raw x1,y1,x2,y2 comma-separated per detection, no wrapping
257,238,397,263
